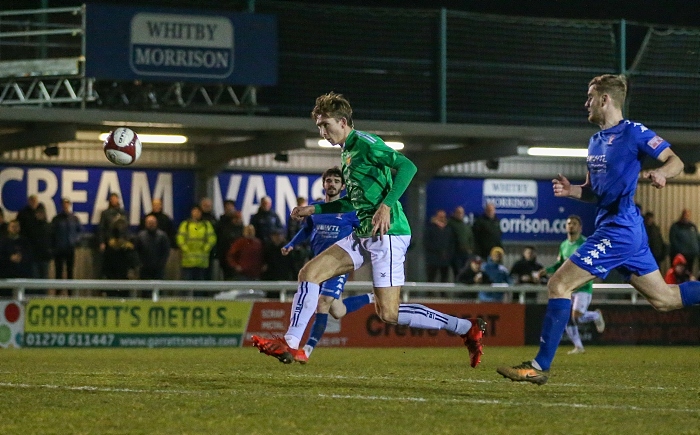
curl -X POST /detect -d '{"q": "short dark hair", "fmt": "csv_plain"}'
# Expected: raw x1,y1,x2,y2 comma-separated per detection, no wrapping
223,199,235,208
322,166,345,185
567,214,582,225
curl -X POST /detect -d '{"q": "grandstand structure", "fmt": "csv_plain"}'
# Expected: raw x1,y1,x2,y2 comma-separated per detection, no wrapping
1,1,700,281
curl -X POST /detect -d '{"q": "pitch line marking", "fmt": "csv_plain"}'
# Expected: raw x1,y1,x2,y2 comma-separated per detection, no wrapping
317,393,700,414
1,381,697,415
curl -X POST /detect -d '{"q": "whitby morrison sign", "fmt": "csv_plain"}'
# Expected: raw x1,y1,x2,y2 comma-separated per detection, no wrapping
85,4,278,85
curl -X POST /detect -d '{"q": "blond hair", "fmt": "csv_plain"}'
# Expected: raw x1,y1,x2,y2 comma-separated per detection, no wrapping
311,92,353,127
589,74,627,109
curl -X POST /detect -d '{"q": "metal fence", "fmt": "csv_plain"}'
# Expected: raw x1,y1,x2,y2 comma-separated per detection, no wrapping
0,279,645,305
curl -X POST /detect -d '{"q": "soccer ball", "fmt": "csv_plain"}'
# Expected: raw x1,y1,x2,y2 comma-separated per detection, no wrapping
103,127,142,166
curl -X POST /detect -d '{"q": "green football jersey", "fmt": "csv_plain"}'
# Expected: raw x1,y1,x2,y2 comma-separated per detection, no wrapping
546,235,593,294
314,129,415,237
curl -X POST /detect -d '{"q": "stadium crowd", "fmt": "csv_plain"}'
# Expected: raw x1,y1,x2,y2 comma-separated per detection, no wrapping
1,193,697,296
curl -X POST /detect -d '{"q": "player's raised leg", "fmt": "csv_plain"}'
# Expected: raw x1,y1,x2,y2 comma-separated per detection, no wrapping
498,259,593,383
629,269,700,310
299,289,374,363
252,245,354,363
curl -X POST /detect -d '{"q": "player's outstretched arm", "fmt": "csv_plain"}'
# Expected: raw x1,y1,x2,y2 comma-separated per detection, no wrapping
552,173,597,203
291,205,316,221
641,148,684,189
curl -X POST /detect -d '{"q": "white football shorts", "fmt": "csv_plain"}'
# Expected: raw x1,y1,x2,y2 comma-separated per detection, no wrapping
335,233,411,288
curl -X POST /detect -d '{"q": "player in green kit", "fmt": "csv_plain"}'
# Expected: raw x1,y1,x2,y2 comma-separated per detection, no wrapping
252,92,486,367
539,215,605,354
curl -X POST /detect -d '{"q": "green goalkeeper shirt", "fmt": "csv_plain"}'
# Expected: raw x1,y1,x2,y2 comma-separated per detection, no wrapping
545,235,593,294
313,129,416,237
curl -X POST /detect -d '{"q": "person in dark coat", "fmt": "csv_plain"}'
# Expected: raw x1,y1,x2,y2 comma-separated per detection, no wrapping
669,209,699,272
424,209,456,283
139,198,175,246
51,198,83,280
27,204,53,280
250,196,284,244
0,220,33,296
216,206,244,280
644,211,666,268
135,214,171,280
472,203,502,259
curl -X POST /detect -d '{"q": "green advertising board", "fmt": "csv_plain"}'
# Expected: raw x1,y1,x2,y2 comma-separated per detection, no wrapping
24,299,252,348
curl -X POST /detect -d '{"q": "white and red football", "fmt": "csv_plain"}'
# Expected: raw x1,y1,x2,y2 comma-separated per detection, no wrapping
103,127,142,166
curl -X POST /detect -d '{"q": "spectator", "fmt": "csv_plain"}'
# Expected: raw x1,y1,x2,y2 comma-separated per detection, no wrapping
0,220,33,280
644,211,667,268
102,216,139,280
424,209,455,283
473,203,502,258
27,204,53,279
17,194,39,238
97,193,127,252
226,224,264,280
669,209,699,272
0,208,8,238
176,205,217,281
199,197,217,224
51,198,82,280
135,215,171,280
286,197,308,241
448,206,475,280
456,257,491,285
664,254,695,284
510,246,544,284
250,196,283,243
216,203,244,280
139,198,175,246
262,228,295,281
198,197,218,279
479,246,512,302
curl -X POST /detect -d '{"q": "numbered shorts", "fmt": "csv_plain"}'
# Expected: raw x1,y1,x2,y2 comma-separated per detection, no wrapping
571,291,592,314
570,223,658,281
336,233,411,288
320,273,349,299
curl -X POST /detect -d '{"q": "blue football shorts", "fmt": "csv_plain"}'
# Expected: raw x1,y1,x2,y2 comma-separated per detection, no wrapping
319,273,348,299
570,222,658,281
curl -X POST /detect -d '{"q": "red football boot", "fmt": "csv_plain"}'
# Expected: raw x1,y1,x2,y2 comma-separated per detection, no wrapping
461,318,486,368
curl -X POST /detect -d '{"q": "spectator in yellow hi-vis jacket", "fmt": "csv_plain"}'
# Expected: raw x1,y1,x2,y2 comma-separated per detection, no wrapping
177,205,217,282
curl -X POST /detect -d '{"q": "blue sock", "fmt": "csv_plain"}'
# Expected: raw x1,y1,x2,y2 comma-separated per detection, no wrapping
534,298,572,371
343,293,371,314
679,281,700,306
306,313,328,349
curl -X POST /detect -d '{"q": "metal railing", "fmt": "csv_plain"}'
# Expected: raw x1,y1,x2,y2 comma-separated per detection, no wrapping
0,279,644,304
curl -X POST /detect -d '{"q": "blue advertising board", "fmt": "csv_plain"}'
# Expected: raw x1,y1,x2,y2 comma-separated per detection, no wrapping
0,165,195,231
85,4,277,85
426,178,597,241
214,171,324,227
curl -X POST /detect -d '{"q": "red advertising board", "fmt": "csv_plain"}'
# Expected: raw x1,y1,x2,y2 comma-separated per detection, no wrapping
243,302,525,347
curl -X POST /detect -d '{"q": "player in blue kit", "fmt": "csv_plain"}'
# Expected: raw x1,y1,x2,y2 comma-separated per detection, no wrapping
498,74,700,385
253,167,372,364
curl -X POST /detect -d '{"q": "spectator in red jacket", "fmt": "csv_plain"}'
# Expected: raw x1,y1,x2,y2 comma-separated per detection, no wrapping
664,253,695,284
226,225,264,280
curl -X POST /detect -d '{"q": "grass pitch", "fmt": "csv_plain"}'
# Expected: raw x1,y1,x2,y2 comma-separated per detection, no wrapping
1,346,698,435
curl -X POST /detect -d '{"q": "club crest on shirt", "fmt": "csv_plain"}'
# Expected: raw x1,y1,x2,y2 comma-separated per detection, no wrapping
606,134,615,145
647,135,664,149
345,155,352,166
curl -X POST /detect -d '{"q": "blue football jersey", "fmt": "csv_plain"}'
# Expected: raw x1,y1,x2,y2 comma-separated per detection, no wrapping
286,204,359,256
587,120,670,227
